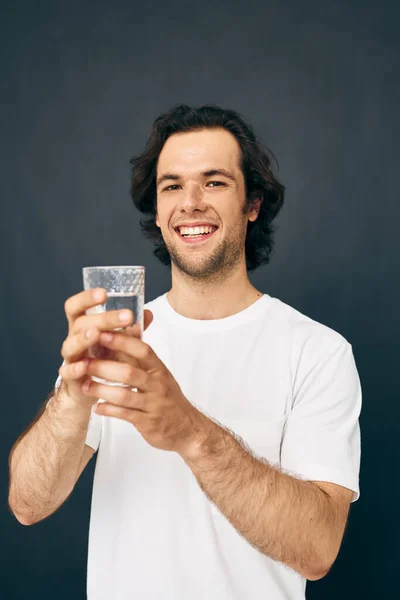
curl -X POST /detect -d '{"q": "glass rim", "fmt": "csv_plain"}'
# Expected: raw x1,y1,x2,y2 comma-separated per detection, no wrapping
83,265,145,271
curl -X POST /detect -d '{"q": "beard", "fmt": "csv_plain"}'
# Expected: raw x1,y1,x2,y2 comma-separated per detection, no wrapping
164,221,247,282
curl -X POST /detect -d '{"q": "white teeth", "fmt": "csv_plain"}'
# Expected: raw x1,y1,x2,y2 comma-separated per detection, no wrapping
179,226,215,236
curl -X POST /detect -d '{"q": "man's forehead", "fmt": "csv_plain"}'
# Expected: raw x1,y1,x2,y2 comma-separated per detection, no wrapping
157,129,241,174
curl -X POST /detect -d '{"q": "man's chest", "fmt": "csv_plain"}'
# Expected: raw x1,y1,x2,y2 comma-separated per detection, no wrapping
141,326,293,464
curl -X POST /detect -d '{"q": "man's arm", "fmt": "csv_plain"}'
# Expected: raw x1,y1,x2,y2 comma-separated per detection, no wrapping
181,420,353,581
9,288,137,526
8,383,94,526
76,325,357,581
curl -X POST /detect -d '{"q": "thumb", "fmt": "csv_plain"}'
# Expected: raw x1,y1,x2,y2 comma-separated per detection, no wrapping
143,309,154,331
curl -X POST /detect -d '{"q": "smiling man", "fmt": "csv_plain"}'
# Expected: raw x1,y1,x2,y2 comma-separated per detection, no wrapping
155,129,257,290
9,105,361,600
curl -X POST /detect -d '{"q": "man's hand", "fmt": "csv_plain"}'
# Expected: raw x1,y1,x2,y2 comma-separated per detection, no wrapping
58,288,153,409
80,330,211,453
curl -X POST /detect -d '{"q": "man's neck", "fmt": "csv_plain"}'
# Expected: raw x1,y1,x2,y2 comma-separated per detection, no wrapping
166,265,263,320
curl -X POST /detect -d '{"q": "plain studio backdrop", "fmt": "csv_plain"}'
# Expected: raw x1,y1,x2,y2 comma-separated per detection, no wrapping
1,0,399,598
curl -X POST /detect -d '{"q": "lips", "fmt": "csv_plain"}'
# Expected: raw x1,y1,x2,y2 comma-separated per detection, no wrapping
175,227,218,244
174,223,218,232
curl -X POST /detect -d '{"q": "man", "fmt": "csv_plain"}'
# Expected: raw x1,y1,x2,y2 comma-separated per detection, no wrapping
8,104,361,599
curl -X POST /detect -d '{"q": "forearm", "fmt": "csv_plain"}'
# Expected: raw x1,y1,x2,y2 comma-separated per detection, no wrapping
181,419,346,580
8,383,93,525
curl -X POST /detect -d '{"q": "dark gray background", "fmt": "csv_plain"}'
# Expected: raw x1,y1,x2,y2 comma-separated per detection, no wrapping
2,0,399,598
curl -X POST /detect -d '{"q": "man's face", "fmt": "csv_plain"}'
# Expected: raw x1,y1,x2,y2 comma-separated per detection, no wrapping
155,128,260,281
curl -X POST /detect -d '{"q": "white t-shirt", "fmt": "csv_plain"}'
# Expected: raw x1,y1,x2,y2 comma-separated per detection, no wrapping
55,293,361,600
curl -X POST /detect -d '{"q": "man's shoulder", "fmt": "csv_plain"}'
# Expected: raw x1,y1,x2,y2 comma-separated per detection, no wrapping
269,296,350,356
143,291,350,356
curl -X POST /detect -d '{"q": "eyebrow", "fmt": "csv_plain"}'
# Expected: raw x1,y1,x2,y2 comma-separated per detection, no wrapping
156,168,236,187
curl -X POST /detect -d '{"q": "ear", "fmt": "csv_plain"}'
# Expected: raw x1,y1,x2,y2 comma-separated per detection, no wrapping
248,197,262,222
155,213,160,228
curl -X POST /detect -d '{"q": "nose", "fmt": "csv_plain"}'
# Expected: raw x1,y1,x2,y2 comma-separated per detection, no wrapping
178,183,207,213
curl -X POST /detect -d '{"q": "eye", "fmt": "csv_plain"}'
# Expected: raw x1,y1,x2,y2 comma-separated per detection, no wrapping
163,184,181,192
207,181,226,187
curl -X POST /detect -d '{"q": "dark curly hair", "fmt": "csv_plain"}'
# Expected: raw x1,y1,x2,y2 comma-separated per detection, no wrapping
130,104,285,271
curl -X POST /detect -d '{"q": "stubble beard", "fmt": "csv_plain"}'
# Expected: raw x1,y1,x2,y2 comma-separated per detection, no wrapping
165,222,248,283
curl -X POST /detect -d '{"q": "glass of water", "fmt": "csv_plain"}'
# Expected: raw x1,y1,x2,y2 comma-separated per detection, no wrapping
83,265,145,386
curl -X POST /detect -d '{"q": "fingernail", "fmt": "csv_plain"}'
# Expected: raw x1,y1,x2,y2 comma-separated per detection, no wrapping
119,310,131,322
82,380,91,392
85,329,93,339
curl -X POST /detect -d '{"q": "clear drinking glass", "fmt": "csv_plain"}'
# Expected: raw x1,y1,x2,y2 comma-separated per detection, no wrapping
83,265,145,386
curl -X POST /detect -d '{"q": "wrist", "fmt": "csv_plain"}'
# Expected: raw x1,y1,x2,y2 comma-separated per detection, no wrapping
179,412,226,464
51,380,95,420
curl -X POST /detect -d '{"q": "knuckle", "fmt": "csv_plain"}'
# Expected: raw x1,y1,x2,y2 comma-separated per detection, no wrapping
141,343,152,359
131,323,141,338
60,364,70,380
82,328,94,343
153,379,164,394
61,339,69,358
152,370,165,386
122,388,133,404
148,416,161,435
64,298,71,315
151,374,161,390
73,316,84,332
125,364,136,381
152,369,162,381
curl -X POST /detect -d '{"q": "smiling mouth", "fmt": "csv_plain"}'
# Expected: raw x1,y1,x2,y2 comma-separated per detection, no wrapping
175,226,218,243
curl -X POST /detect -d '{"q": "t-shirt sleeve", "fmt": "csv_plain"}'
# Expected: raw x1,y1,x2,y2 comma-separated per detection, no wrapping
50,373,102,452
281,341,361,501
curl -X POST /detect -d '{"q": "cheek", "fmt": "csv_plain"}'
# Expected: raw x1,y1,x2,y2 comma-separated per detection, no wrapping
155,204,173,231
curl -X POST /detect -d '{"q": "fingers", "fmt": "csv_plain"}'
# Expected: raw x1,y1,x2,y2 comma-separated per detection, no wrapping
85,360,150,393
58,358,90,381
65,290,152,335
98,331,157,370
71,308,134,336
94,402,144,422
84,380,147,412
65,312,142,361
61,328,102,363
65,288,107,326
